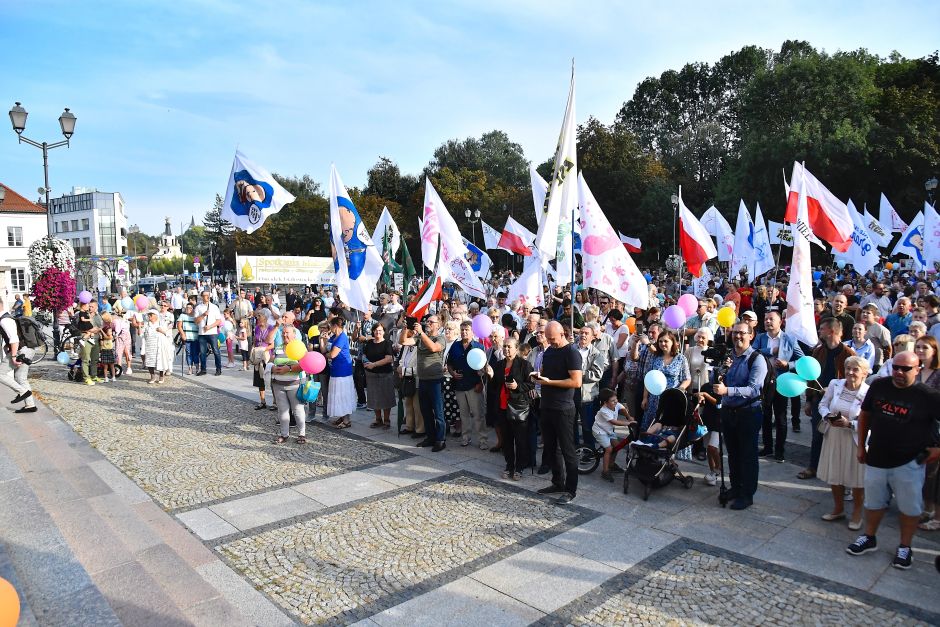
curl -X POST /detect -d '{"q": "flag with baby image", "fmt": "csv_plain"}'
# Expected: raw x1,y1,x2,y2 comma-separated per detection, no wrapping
221,151,295,233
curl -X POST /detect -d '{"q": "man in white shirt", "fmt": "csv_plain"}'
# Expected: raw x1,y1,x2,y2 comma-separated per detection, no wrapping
859,282,892,319
194,290,223,376
171,287,186,321
0,300,36,413
232,288,253,325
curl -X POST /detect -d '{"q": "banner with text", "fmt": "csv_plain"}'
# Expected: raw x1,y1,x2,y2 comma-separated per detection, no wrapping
237,255,336,285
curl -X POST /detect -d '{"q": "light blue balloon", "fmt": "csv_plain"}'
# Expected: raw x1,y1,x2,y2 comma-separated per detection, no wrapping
466,347,486,371
56,351,70,365
836,260,846,269
644,370,667,396
777,372,807,398
121,297,134,309
795,356,822,381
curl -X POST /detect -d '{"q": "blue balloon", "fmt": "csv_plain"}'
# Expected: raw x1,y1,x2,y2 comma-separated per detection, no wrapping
795,356,822,381
812,271,824,281
644,273,653,282
121,296,134,310
836,260,846,269
777,372,807,398
466,347,487,371
644,370,667,396
56,351,70,365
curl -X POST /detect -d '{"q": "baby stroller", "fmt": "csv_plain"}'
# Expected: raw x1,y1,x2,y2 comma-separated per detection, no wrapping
66,339,123,382
623,388,698,501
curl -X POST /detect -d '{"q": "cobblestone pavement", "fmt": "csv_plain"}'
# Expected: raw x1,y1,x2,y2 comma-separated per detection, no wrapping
30,370,406,511
215,472,594,625
540,539,940,626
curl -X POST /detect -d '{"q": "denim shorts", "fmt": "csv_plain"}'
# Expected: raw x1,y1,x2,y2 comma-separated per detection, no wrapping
591,426,621,449
864,459,926,516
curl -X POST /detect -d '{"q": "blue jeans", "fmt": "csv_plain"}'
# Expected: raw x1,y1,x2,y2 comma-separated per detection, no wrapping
418,378,446,443
810,404,823,471
185,340,200,367
199,334,221,372
580,398,598,449
722,405,762,500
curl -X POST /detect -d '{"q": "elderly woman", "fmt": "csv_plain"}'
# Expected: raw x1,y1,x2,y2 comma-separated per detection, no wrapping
817,356,870,530
915,336,940,532
908,320,927,341
364,323,396,429
485,325,506,452
325,316,356,428
142,309,173,383
252,310,277,410
486,337,534,480
271,325,307,444
868,334,914,382
440,319,462,437
640,330,691,430
111,304,132,375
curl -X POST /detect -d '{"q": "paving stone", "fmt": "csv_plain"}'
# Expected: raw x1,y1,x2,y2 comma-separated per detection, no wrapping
32,371,407,510
359,456,454,487
45,497,136,575
196,560,295,627
209,487,323,530
177,508,240,541
88,459,152,505
293,470,398,507
93,561,191,627
136,543,221,610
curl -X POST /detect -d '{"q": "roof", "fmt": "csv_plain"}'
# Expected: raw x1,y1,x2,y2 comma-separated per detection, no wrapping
0,183,46,214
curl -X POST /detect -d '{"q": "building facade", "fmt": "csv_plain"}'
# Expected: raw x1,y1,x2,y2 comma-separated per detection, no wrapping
152,217,184,260
0,183,50,310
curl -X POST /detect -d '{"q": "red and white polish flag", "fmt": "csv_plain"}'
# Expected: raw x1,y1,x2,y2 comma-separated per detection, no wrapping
677,189,718,277
498,217,535,256
618,233,642,253
784,162,854,253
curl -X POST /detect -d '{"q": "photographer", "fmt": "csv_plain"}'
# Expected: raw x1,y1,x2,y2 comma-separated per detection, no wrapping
0,299,36,413
713,321,767,510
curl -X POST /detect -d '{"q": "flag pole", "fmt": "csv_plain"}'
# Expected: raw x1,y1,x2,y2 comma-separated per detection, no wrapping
570,204,576,331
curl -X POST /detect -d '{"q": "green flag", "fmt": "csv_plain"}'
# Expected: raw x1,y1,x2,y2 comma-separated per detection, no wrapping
400,238,416,295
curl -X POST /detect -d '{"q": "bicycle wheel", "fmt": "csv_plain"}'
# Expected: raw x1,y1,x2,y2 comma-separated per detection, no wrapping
32,340,49,363
576,445,600,475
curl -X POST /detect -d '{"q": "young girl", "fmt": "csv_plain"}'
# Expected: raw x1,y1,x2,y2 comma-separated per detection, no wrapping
237,319,250,370
99,313,117,382
593,388,635,481
223,309,237,368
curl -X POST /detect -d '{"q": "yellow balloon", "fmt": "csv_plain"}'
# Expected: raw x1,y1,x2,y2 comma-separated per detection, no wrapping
284,339,307,361
716,307,737,328
0,577,20,627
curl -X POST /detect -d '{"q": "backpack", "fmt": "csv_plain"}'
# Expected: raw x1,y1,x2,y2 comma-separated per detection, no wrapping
0,314,44,350
747,351,777,415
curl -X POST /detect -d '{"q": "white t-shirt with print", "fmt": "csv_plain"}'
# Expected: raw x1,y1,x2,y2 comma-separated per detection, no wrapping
594,403,624,436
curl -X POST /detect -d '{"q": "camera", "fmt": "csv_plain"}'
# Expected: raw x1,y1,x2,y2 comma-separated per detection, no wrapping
702,334,730,379
405,316,418,331
16,353,32,366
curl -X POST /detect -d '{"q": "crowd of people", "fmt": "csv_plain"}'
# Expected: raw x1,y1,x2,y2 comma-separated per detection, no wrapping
32,264,940,574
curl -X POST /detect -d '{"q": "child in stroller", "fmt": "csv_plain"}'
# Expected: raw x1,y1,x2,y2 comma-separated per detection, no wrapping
624,387,702,500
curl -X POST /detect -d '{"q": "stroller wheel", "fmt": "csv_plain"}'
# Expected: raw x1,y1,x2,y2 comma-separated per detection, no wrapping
114,364,124,378
575,446,600,475
642,483,652,501
683,476,694,489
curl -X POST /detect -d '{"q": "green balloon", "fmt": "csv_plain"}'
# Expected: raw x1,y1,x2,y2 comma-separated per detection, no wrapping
777,372,808,398
795,356,821,381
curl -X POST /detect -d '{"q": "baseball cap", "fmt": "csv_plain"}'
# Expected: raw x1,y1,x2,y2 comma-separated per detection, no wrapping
742,310,758,321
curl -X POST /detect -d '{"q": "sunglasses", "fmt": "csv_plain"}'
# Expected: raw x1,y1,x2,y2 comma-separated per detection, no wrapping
893,365,919,373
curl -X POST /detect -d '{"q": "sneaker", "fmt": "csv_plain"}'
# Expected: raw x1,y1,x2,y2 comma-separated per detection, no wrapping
704,471,717,486
536,465,550,475
431,441,446,452
501,470,511,479
357,403,368,410
126,367,133,375
774,454,785,463
893,545,913,570
759,449,774,458
537,483,565,495
93,377,103,383
846,535,877,556
460,438,470,447
556,492,576,504
84,379,95,386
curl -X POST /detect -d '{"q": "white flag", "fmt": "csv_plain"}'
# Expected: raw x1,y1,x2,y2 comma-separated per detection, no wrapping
328,165,384,313
462,237,492,279
834,200,878,275
507,254,545,310
891,210,925,270
786,168,818,347
221,151,295,234
535,64,578,282
692,264,712,297
700,205,735,262
577,173,648,311
730,200,755,280
480,221,501,250
768,220,793,247
420,178,486,299
752,203,775,278
863,206,891,248
530,165,548,227
923,202,940,273
880,192,908,233
372,206,401,260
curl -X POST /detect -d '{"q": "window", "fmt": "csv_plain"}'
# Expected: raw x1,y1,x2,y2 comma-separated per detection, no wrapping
61,221,69,233
81,218,89,230
71,219,79,231
10,269,26,292
7,227,22,247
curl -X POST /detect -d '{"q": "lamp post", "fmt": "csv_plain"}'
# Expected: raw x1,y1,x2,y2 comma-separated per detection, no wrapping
670,193,679,258
927,177,938,207
464,208,481,245
8,102,77,237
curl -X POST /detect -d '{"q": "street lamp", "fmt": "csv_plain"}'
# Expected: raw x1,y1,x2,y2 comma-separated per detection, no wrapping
8,102,77,237
464,208,481,244
670,193,679,257
927,177,938,207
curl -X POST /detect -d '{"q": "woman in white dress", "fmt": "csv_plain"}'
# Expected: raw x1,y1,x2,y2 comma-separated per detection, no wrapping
142,309,173,383
817,356,870,530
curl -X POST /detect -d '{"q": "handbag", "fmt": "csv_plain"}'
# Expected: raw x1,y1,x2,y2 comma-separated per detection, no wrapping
399,366,417,398
249,346,269,366
296,379,321,403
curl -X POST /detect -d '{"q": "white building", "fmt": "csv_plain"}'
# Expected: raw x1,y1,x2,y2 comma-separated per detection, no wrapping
0,183,50,310
47,187,129,291
152,217,184,260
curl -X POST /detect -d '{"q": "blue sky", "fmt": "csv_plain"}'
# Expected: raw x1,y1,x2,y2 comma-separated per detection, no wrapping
1,0,938,235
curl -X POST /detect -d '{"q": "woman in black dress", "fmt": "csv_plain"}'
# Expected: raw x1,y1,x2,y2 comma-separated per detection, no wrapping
363,324,396,429
486,338,533,479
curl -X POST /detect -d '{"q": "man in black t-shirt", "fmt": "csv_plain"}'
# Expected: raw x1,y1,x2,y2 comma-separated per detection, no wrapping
535,320,583,504
847,351,940,570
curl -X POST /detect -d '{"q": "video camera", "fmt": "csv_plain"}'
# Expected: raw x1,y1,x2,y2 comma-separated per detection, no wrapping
701,333,730,380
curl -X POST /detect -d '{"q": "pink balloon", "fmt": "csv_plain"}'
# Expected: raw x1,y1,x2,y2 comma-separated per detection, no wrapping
299,350,326,375
677,293,698,317
471,314,492,339
663,305,687,329
135,295,149,311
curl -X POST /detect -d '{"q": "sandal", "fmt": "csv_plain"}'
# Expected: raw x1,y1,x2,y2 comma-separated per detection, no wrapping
331,417,345,427
336,420,351,429
796,469,816,480
255,403,267,410
273,436,288,444
383,423,391,430
918,519,940,531
369,421,383,428
296,436,307,444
